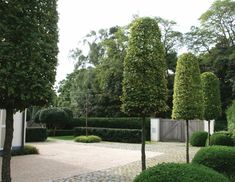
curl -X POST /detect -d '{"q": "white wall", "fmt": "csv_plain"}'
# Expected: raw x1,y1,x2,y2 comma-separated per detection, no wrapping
0,110,25,149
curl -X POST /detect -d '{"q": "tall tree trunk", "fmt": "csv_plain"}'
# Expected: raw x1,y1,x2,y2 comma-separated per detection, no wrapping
186,119,189,163
141,116,146,171
2,108,14,182
208,120,211,146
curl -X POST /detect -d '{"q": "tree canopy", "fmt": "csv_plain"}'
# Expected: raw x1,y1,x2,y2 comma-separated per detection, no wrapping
201,72,221,120
172,53,203,120
121,17,167,116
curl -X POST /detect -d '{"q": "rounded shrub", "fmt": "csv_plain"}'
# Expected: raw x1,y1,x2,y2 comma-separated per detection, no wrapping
210,132,234,146
134,163,229,182
11,145,39,156
74,135,102,143
190,131,208,146
192,146,235,178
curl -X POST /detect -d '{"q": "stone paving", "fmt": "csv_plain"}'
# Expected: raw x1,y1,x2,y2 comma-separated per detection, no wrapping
52,142,200,182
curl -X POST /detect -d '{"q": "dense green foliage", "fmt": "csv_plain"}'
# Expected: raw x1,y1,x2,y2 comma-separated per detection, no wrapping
74,135,102,143
192,146,235,179
134,163,229,182
74,127,142,143
35,107,72,131
190,131,208,147
210,132,234,146
69,117,150,130
121,17,167,116
227,100,235,133
201,72,221,120
26,128,48,142
172,53,203,120
0,0,58,110
11,145,39,156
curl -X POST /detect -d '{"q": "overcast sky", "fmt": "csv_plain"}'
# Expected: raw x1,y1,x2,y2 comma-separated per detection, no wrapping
56,0,214,86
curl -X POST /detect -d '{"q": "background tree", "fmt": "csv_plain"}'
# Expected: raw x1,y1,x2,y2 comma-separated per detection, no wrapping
121,17,167,170
172,53,204,163
35,107,72,136
0,1,58,181
226,100,235,134
201,72,222,145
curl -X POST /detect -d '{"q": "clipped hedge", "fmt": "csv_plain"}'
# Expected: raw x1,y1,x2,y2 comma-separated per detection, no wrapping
74,135,102,143
70,117,150,129
26,128,47,142
74,127,142,143
134,163,229,182
192,146,235,179
190,131,208,147
47,130,74,136
11,145,39,156
210,132,234,146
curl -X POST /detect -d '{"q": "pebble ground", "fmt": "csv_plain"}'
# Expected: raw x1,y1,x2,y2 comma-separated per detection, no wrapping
52,142,200,182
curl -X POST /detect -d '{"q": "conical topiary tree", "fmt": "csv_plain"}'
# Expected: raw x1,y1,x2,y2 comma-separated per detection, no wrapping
121,17,167,171
172,53,203,163
201,72,221,145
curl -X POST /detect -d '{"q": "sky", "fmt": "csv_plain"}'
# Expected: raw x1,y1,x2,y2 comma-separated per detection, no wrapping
56,0,214,86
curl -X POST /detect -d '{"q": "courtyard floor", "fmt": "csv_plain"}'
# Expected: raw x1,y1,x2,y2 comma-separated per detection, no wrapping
0,140,200,182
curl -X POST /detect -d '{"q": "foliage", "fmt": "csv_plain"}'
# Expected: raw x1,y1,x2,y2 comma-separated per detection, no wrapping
201,72,221,120
36,107,71,130
74,127,142,143
226,100,235,133
74,135,102,143
190,131,208,147
11,145,39,156
185,0,235,53
192,146,235,179
26,128,48,142
199,47,235,120
200,0,235,48
172,53,204,120
0,0,58,110
134,163,229,182
70,117,150,130
210,132,234,146
121,17,167,116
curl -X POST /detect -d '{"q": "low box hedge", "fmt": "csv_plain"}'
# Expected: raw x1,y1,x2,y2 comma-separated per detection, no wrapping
26,128,47,142
74,127,142,143
47,130,74,136
190,131,208,147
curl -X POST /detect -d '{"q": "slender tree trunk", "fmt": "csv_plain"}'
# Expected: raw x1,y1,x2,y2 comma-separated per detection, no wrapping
85,93,88,137
53,126,56,136
141,116,146,171
186,120,189,163
208,120,211,146
2,108,14,182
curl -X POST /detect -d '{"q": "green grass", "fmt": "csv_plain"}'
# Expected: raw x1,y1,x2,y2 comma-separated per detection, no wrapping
49,135,75,141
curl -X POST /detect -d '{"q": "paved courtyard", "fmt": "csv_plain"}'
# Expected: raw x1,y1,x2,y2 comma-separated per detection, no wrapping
0,140,200,182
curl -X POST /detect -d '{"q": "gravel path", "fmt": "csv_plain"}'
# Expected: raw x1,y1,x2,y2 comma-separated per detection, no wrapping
0,140,200,182
51,141,200,182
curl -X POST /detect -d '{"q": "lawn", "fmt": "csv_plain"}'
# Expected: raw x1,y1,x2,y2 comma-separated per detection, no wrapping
49,135,75,141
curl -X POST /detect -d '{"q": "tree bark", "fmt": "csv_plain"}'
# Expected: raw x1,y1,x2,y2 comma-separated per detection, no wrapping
208,120,211,146
2,108,14,182
141,116,146,171
186,120,189,163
